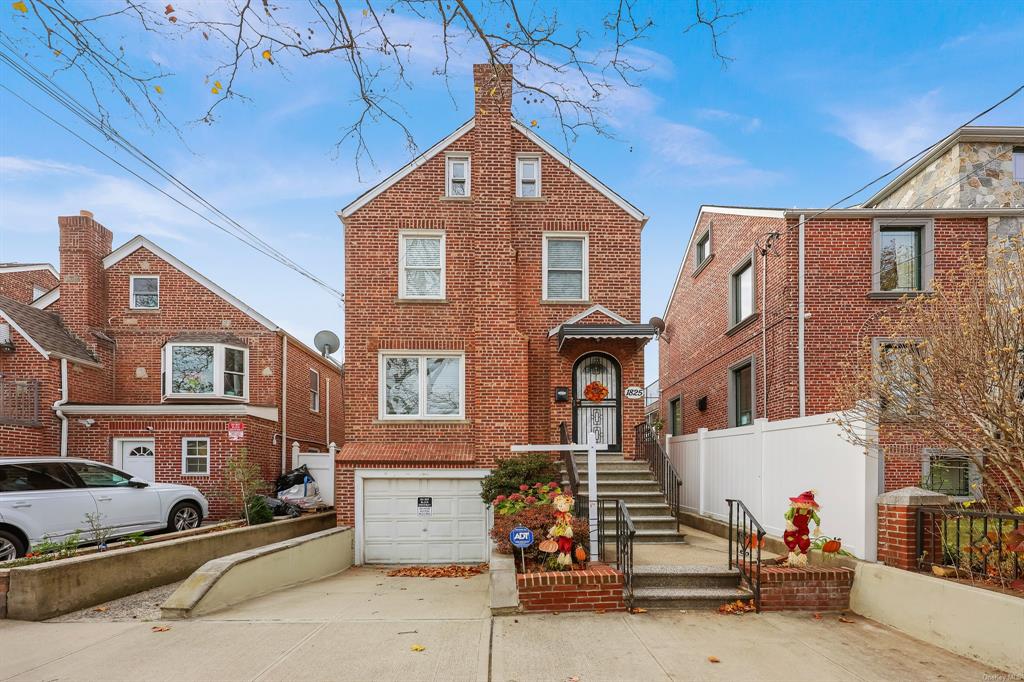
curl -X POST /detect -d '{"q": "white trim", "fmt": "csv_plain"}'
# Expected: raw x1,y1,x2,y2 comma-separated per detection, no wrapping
662,205,785,320
102,236,279,331
181,436,211,476
30,287,59,309
129,274,160,310
378,350,466,420
353,467,492,565
59,403,279,422
0,308,49,359
398,230,446,300
113,437,155,471
0,263,58,278
542,232,589,302
547,303,633,337
309,367,321,413
515,153,542,198
339,119,475,219
445,153,471,198
163,342,249,400
512,120,647,222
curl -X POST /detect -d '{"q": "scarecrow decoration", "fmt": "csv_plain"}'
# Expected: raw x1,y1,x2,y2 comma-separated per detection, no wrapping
545,493,576,568
784,490,821,566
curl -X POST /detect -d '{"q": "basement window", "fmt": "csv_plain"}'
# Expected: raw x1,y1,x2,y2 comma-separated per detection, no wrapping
163,342,248,399
921,450,979,500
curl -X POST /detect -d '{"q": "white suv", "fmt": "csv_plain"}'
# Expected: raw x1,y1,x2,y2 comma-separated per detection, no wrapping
0,457,209,561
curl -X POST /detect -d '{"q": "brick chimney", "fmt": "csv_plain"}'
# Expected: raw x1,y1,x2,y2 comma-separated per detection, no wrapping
58,210,112,347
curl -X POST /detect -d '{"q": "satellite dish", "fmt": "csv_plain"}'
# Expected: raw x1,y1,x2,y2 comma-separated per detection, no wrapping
313,330,340,357
648,316,666,336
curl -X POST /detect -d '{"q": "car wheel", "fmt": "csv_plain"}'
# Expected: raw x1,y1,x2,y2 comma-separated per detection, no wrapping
0,530,26,561
168,502,202,532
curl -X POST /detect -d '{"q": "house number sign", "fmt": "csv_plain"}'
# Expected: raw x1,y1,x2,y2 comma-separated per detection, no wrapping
624,387,645,399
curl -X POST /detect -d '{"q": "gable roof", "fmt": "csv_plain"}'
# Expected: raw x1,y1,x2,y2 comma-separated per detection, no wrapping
336,117,647,223
30,286,59,309
0,294,97,365
661,205,785,320
548,303,633,337
102,236,279,332
862,125,1024,208
0,262,59,279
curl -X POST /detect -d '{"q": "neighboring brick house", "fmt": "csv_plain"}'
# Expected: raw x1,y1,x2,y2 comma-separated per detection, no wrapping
0,263,59,304
658,126,1023,496
336,64,653,564
0,211,343,517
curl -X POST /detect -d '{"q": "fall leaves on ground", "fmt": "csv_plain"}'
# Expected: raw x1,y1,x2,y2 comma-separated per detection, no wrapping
386,564,488,579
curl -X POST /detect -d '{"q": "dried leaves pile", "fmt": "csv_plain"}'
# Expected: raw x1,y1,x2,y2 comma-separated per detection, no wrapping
385,564,488,579
717,599,756,615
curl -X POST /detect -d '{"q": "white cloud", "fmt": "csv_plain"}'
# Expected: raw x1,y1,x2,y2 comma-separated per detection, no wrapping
830,90,960,164
0,156,95,176
695,108,762,133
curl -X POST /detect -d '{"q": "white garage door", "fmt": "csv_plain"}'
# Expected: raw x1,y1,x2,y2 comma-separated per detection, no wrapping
362,477,487,564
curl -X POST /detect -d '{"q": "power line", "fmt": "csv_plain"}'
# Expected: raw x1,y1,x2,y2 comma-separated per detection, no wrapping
0,39,344,301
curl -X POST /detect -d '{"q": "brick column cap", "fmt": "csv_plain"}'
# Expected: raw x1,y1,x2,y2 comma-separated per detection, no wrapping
876,486,949,507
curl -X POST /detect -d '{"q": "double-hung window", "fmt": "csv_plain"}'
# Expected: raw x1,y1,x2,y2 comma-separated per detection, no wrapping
310,369,320,412
446,155,470,197
875,339,923,418
181,437,210,475
873,219,933,293
399,231,445,299
729,358,755,427
380,352,464,420
163,342,248,399
516,155,541,197
1014,146,1024,182
130,275,159,309
729,255,755,328
543,234,588,301
694,226,712,273
668,397,682,435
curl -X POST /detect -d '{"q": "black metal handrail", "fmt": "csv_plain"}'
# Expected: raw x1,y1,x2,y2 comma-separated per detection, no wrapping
727,498,766,612
558,421,585,517
634,422,682,522
596,497,636,608
916,506,1022,582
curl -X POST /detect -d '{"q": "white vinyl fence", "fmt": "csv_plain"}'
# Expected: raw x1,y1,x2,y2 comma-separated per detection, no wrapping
668,412,879,560
291,442,336,506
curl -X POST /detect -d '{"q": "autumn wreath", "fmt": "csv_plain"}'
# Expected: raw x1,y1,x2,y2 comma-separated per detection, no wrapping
583,381,609,402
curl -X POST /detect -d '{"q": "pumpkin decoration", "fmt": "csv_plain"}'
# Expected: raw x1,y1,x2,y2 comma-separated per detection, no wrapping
822,537,842,555
539,539,558,553
583,381,609,402
575,545,587,563
743,534,766,550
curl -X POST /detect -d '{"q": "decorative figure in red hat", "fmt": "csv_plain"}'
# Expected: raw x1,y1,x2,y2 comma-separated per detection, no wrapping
784,490,821,566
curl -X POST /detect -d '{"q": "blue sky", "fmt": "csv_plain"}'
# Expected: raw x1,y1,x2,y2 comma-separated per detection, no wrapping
1,1,1022,382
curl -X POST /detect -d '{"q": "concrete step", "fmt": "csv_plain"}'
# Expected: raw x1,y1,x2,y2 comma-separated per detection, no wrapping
632,564,742,589
601,529,687,544
631,586,753,610
600,516,678,532
570,469,655,481
578,482,664,494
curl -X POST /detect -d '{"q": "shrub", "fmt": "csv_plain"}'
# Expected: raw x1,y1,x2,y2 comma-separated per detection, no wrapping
490,504,590,568
480,453,561,505
244,494,274,525
493,481,563,515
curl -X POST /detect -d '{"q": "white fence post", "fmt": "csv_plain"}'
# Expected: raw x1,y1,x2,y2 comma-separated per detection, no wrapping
754,418,768,523
697,427,707,516
291,441,300,470
329,441,337,457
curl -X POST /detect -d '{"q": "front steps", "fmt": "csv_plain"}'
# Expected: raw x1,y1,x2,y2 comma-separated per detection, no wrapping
631,565,752,609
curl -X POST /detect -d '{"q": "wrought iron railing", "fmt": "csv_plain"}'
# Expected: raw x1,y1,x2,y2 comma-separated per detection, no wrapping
916,506,1023,583
0,376,40,426
558,421,585,517
634,421,682,521
596,497,636,608
727,498,766,612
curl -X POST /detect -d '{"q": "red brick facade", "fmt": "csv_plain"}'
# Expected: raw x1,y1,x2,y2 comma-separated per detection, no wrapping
0,212,343,518
658,207,990,491
755,564,854,612
0,265,58,305
337,64,648,530
516,563,626,613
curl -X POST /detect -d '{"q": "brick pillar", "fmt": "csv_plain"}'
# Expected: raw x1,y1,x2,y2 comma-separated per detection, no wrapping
876,486,949,570
57,210,112,350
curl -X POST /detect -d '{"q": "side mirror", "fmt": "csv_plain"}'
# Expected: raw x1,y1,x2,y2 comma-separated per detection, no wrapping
128,478,149,488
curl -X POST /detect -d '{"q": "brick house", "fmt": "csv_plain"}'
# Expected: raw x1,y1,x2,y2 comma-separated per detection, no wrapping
0,211,343,517
657,126,1023,497
0,262,59,304
335,64,653,564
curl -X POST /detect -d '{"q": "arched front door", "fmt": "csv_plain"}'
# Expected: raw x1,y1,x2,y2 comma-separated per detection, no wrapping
573,352,621,451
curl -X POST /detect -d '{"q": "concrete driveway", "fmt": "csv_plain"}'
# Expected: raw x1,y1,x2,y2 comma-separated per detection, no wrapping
0,566,1005,681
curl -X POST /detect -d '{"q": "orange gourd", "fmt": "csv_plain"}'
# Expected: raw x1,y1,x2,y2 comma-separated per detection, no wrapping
575,546,587,562
822,538,841,554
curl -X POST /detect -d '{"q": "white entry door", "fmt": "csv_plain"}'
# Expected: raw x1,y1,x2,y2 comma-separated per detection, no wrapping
361,476,487,564
117,439,156,482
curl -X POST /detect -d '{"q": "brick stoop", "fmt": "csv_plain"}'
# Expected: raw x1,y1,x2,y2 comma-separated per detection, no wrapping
752,564,855,612
516,562,626,613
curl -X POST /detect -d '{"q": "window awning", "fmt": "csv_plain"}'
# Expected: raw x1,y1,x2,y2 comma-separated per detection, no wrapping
554,323,657,350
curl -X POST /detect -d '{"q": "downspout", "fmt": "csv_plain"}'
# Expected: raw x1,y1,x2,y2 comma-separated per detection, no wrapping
325,376,331,446
798,214,807,418
53,358,69,456
280,334,288,473
761,248,768,421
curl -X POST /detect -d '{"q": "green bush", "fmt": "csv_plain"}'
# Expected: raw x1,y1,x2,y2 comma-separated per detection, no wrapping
244,494,274,525
480,453,561,505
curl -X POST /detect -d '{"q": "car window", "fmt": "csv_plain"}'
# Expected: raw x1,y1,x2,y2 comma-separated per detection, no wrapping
66,462,133,488
0,463,78,492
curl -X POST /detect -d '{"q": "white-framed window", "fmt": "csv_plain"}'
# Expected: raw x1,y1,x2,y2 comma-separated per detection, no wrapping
310,368,320,412
872,218,934,293
516,155,541,198
162,342,248,399
31,284,48,301
181,437,210,475
1014,146,1024,182
379,351,465,420
728,356,756,427
130,275,159,309
542,233,589,301
398,230,445,299
446,154,470,197
728,254,755,328
694,225,712,271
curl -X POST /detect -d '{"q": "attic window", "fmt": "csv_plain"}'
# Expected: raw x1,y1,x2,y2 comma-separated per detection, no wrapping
516,155,541,197
131,275,159,309
446,155,470,197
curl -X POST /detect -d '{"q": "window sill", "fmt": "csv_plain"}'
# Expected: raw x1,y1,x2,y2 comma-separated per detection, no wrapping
395,298,448,304
867,290,931,300
725,313,759,336
439,196,472,201
373,418,471,425
540,299,591,305
692,254,714,278
514,196,546,202
162,395,248,402
180,472,210,477
126,308,161,313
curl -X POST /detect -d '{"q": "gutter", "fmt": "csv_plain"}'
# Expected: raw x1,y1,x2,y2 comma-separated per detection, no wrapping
53,358,69,456
798,214,806,418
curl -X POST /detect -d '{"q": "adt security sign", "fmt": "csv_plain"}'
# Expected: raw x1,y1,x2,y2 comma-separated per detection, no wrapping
509,526,534,549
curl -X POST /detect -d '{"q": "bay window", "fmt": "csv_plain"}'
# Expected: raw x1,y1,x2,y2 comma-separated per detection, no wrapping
380,351,464,419
163,342,248,399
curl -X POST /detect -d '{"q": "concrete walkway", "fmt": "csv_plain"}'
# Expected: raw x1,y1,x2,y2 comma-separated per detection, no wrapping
0,565,1004,681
